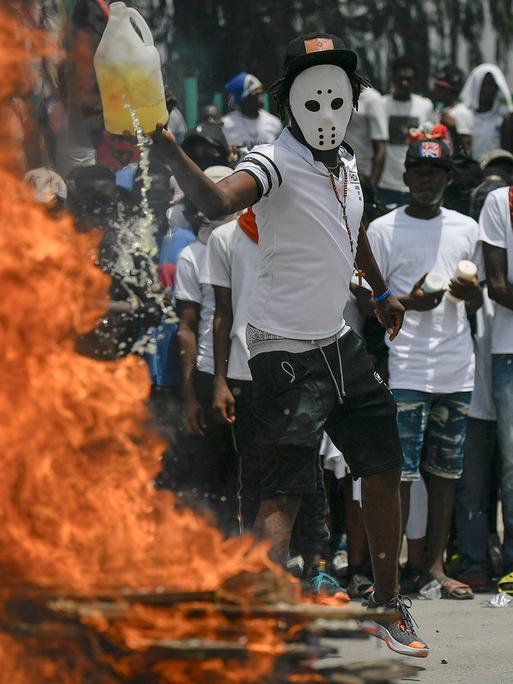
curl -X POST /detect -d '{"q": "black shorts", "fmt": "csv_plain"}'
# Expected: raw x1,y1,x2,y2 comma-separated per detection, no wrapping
248,329,403,497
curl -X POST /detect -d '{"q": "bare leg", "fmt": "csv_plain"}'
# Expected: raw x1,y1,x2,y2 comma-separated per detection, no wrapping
361,466,402,604
343,476,368,569
421,475,458,585
253,495,301,566
400,481,411,535
400,482,425,592
407,537,426,570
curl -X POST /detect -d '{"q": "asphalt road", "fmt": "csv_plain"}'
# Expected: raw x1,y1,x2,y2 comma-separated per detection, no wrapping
330,594,512,684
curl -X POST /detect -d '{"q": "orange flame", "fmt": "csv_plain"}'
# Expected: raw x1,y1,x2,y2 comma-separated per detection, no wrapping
0,7,296,683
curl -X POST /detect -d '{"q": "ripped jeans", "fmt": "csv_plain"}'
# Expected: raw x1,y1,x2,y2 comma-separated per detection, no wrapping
392,390,471,481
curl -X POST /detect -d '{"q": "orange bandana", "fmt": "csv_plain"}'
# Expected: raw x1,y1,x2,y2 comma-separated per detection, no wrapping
238,207,259,243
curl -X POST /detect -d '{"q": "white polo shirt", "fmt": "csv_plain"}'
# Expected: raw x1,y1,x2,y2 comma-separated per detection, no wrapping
201,219,259,381
235,127,364,339
175,241,215,375
479,186,513,354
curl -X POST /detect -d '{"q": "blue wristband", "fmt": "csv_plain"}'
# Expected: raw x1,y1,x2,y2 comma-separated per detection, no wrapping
374,288,392,303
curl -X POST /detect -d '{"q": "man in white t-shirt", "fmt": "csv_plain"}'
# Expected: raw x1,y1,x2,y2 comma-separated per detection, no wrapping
479,186,513,590
378,57,433,208
368,138,483,600
200,210,261,529
175,230,216,429
222,72,282,151
174,166,239,533
346,86,388,186
432,65,473,154
158,33,431,657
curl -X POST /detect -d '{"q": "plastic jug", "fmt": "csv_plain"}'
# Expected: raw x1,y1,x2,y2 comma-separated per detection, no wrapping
94,2,168,135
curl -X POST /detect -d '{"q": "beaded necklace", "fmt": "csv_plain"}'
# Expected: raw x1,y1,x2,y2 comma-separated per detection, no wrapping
328,166,366,286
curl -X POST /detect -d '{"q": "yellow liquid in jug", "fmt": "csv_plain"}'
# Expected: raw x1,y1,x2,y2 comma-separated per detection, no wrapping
96,64,168,135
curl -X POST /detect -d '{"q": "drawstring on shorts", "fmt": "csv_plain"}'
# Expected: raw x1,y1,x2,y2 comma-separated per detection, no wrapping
318,339,345,404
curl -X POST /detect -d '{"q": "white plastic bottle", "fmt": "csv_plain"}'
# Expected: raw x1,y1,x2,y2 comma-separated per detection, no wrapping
446,260,478,303
94,2,168,135
422,272,446,293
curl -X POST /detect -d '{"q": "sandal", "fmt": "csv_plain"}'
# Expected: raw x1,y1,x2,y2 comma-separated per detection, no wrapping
440,577,474,600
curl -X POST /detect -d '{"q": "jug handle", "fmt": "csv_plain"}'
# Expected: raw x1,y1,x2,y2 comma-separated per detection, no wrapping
126,8,154,46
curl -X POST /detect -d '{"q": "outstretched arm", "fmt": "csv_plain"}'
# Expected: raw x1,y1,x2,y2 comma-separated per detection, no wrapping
155,125,259,218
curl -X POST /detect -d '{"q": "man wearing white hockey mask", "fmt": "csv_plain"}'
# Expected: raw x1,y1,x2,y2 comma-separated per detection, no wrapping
157,32,427,658
288,64,353,151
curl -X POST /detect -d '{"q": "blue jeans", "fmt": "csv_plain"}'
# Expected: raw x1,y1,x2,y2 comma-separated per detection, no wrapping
392,389,471,481
456,418,500,575
493,354,513,572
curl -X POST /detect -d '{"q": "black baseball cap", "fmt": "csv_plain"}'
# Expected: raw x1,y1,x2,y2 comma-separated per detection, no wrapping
182,123,229,153
405,139,453,171
282,33,358,84
434,64,465,92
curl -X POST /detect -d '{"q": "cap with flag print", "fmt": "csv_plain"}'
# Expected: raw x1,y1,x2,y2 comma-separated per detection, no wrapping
404,139,453,171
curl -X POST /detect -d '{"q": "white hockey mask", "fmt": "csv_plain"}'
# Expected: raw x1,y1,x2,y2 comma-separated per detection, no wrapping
289,64,353,150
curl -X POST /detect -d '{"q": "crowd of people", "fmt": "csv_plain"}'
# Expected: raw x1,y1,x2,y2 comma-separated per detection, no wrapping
19,32,513,659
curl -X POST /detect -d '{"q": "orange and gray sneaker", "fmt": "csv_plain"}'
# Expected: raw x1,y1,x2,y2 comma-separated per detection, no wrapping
363,592,429,658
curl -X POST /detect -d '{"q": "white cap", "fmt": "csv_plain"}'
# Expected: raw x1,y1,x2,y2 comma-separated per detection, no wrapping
203,165,234,184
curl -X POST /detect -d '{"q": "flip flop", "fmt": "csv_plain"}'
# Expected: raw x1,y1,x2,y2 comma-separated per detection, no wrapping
497,571,513,595
440,577,474,600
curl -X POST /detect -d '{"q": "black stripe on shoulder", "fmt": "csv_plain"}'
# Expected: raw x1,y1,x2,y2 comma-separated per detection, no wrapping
242,156,273,196
341,140,355,158
231,168,264,203
250,151,283,187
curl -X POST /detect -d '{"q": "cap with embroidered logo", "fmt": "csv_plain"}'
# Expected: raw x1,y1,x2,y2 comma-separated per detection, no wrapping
283,33,358,84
